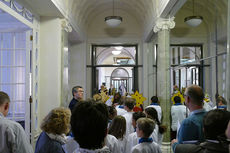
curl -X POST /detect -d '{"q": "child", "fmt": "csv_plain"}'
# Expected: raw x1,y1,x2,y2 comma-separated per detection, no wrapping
145,107,166,146
122,97,136,138
146,96,162,121
125,112,146,153
107,106,117,128
109,115,127,153
131,118,161,153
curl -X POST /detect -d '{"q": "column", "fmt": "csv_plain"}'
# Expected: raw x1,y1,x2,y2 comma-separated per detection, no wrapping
153,17,175,141
226,0,230,110
40,17,62,121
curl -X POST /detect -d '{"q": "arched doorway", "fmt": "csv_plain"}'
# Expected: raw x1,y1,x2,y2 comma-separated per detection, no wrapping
111,68,131,95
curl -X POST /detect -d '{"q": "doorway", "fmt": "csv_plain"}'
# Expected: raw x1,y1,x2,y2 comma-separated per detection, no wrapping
91,45,138,95
0,7,32,138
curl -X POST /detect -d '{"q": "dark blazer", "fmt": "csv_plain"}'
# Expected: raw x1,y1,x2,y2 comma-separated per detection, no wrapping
175,141,228,153
35,132,65,153
68,98,79,112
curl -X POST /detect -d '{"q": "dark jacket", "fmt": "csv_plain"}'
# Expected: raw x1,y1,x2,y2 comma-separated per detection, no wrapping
175,141,228,153
69,98,79,112
35,132,65,153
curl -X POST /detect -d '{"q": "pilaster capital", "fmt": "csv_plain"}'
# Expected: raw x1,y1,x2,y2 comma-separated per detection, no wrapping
153,17,175,33
62,19,72,33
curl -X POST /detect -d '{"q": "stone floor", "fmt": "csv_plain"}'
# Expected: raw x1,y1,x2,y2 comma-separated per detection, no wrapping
161,142,173,153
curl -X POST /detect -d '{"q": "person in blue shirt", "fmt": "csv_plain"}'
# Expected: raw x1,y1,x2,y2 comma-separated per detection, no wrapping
172,85,206,151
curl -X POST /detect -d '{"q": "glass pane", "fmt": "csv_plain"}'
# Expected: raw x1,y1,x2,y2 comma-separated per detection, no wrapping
96,46,136,65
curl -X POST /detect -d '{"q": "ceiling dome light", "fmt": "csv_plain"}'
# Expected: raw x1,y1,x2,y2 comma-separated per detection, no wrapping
105,0,122,27
184,16,203,27
105,16,122,27
114,46,123,50
112,50,121,55
184,0,203,27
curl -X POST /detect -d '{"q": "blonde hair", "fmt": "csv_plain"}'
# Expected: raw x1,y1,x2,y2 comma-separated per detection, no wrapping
41,107,71,135
137,118,155,138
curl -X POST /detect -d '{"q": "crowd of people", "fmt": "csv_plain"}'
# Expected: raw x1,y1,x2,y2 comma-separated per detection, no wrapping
0,84,230,153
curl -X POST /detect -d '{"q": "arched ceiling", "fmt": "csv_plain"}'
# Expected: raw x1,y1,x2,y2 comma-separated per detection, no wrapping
179,0,227,28
68,0,156,32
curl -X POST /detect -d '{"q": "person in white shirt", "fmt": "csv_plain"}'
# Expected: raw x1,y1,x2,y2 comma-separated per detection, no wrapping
105,134,121,153
122,97,135,138
171,96,187,140
107,106,117,128
114,93,127,116
109,115,127,153
146,96,162,122
145,107,166,146
125,112,146,153
0,91,33,153
131,118,162,153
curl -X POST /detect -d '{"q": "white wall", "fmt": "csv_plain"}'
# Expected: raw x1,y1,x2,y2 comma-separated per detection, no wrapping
40,17,62,121
69,42,87,100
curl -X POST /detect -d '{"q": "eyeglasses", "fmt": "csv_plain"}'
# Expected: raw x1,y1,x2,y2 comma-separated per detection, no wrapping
78,90,84,93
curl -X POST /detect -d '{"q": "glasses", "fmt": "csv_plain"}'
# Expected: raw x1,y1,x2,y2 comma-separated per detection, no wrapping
78,90,84,93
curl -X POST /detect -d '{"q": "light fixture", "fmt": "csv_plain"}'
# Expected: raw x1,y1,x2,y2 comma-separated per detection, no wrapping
114,46,123,50
112,50,121,55
105,0,122,27
184,0,203,27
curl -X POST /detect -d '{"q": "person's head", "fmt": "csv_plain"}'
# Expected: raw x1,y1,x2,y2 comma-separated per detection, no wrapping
174,96,181,104
124,97,135,112
132,112,146,128
108,115,126,140
151,96,159,104
71,100,108,150
184,85,204,110
72,86,84,100
136,118,155,138
41,107,71,135
0,91,10,116
113,92,121,105
108,106,117,120
216,96,227,106
144,107,158,122
203,109,230,140
93,94,102,102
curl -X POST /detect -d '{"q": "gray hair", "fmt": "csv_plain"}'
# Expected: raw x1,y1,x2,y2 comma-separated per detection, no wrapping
72,86,83,96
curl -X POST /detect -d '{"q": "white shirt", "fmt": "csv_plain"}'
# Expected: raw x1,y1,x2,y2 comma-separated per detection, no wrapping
171,104,187,131
203,101,213,111
105,134,121,153
125,132,139,153
115,105,127,116
146,104,162,121
150,124,159,144
0,112,33,153
131,141,162,153
118,137,127,153
122,112,134,138
73,146,111,153
62,136,79,153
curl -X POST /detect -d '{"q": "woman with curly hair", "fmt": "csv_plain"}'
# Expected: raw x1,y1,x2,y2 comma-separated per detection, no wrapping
35,107,71,153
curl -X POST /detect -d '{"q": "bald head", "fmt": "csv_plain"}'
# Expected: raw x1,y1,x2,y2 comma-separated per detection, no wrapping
185,85,204,106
